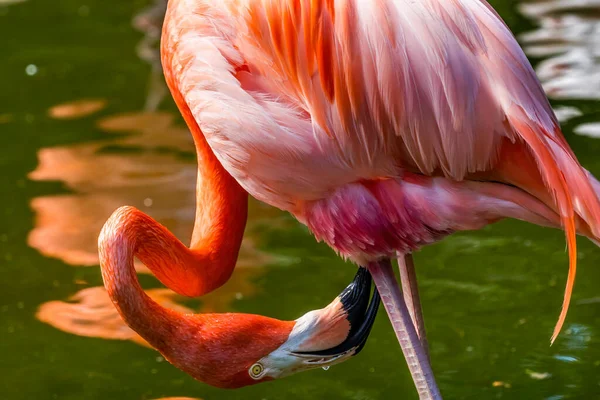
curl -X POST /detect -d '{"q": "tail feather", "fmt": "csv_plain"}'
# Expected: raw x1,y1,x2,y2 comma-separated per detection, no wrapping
506,116,600,344
546,140,600,343
550,141,600,238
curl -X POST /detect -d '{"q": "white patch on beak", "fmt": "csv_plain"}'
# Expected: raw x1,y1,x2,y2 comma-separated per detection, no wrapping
248,267,379,381
249,308,358,380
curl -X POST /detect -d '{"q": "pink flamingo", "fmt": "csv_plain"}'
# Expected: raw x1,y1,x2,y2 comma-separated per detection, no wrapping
99,0,600,398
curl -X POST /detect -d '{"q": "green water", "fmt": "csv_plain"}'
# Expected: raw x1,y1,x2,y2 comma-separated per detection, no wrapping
2,0,600,399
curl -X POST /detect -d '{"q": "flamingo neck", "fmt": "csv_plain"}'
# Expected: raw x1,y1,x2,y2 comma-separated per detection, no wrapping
123,24,249,297
98,207,295,388
182,97,248,259
98,208,192,350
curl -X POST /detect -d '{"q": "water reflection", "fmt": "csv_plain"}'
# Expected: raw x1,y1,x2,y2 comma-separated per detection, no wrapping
0,113,13,123
520,0,600,137
28,112,288,270
48,99,107,120
519,0,600,100
37,287,190,348
30,0,291,354
31,108,291,330
518,0,600,365
28,112,195,268
154,398,201,400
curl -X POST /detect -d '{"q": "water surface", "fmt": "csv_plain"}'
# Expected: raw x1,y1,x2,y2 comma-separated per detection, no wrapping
2,0,600,399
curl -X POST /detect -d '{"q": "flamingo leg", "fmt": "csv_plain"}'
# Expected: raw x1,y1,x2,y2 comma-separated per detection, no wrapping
398,254,429,360
368,259,442,400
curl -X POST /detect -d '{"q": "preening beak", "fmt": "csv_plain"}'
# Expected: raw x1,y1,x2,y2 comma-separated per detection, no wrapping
293,267,380,358
251,267,380,380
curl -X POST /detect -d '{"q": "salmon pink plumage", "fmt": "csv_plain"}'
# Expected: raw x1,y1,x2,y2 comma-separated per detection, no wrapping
99,1,600,399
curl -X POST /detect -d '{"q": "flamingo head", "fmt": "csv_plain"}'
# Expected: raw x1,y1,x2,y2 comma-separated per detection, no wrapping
159,268,379,388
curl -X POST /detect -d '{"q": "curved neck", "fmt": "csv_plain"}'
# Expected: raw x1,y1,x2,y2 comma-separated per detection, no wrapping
183,97,248,257
98,207,294,388
157,28,248,297
99,207,191,350
153,114,248,296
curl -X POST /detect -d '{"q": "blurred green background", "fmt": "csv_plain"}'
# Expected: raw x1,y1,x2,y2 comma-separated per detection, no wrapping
2,0,600,399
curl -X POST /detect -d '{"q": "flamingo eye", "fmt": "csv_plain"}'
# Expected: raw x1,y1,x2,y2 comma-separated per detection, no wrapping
249,363,264,379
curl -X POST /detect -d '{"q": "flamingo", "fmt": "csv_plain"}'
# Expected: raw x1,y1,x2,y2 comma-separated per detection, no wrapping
99,0,600,398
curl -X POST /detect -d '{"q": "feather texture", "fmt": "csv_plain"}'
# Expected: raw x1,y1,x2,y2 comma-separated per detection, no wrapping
161,0,600,342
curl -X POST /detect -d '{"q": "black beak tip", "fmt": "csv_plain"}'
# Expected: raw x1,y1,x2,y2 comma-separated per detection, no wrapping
339,267,372,333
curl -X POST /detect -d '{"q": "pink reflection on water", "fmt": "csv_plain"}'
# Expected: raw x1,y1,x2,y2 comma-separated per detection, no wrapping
30,108,291,332
28,113,196,269
153,398,202,400
48,99,107,120
37,287,189,348
29,109,287,270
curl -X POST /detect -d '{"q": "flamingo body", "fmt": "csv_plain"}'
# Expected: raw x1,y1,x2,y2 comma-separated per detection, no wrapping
161,0,586,210
162,0,600,333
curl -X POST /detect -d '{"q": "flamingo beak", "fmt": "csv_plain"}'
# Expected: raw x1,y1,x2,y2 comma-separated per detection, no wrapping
292,267,380,358
250,268,380,380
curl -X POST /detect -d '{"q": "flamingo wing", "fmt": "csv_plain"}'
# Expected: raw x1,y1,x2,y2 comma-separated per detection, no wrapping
162,0,600,341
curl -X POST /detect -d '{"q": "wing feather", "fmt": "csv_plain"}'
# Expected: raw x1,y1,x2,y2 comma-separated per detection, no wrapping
230,0,513,177
163,0,600,340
